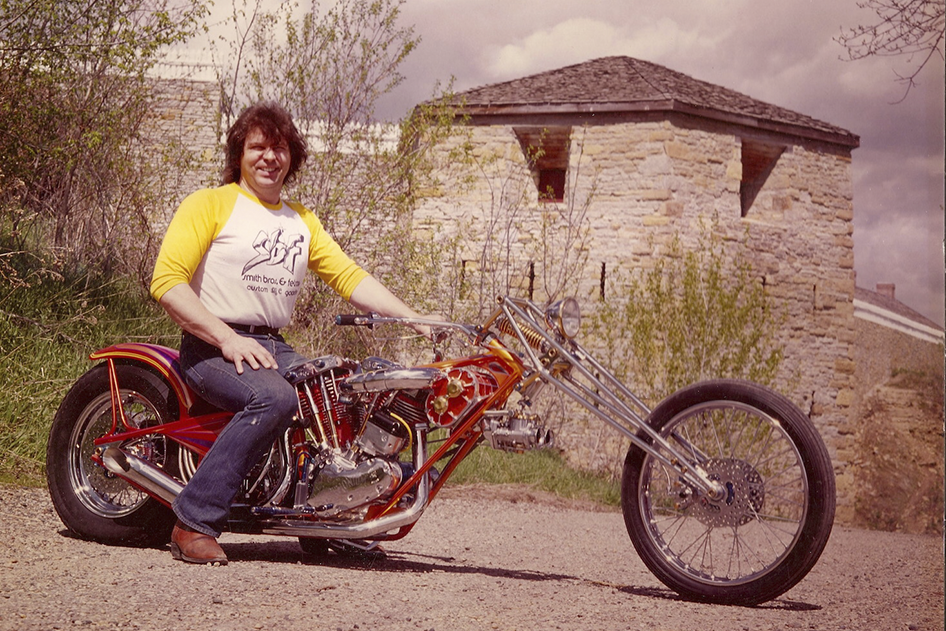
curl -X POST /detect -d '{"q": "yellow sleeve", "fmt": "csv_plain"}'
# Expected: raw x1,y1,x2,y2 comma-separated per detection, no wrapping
295,204,368,301
150,187,235,302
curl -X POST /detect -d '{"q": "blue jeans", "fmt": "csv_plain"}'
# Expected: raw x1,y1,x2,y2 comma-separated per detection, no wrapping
172,331,306,537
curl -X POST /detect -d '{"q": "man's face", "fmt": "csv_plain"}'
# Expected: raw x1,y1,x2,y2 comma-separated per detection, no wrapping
239,127,291,203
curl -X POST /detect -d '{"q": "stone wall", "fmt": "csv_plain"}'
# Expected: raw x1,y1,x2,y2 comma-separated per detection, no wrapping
415,117,861,518
850,316,944,533
140,77,221,227
853,314,944,407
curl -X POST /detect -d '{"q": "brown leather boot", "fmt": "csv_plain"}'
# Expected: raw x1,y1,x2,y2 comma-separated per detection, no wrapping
170,521,228,565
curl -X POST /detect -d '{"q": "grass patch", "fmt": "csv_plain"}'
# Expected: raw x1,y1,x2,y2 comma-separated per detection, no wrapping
446,446,621,507
0,249,178,484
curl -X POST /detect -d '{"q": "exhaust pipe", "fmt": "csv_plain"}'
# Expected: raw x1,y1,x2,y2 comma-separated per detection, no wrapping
101,446,184,505
100,427,432,541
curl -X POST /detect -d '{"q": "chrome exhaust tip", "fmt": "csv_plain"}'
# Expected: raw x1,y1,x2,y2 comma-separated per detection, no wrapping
100,446,184,505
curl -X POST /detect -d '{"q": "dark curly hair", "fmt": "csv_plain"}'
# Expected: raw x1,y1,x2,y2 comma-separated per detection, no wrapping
222,102,308,186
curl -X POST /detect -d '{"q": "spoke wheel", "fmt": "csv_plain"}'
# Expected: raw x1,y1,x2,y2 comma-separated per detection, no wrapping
68,390,168,518
622,380,835,606
47,364,181,546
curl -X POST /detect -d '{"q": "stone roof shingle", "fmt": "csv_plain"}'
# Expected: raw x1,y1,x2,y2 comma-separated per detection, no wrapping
453,56,859,147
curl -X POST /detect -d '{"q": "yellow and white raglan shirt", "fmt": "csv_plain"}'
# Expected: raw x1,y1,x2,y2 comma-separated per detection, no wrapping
150,183,368,329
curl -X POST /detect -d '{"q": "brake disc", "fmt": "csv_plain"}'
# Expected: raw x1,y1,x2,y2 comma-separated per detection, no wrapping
691,458,765,528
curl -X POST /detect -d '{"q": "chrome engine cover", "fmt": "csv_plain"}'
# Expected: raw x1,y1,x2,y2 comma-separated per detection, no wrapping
483,412,554,452
307,454,402,517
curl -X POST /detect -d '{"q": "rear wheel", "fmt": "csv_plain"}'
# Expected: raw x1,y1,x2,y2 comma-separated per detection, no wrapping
621,380,836,606
46,363,181,546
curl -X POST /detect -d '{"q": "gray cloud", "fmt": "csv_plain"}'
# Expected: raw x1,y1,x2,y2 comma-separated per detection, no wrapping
378,0,944,326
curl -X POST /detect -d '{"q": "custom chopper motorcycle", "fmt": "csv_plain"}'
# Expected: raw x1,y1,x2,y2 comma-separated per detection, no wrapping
46,296,836,606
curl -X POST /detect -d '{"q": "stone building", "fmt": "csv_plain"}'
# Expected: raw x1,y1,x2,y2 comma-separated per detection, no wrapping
413,56,865,518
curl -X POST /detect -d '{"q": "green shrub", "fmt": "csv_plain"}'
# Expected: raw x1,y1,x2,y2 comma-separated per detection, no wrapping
589,222,785,405
0,249,177,483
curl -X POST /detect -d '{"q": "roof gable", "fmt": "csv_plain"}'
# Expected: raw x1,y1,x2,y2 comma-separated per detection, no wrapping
453,56,858,148
855,286,942,330
854,285,944,344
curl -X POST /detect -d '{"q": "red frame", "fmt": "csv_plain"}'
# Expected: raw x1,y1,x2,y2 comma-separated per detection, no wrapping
88,338,526,536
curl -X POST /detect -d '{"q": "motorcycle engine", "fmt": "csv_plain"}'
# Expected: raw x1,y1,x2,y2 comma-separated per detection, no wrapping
304,410,414,517
287,357,432,517
286,355,359,448
355,409,410,457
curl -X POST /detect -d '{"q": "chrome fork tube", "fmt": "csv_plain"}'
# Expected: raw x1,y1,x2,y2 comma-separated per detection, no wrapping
499,298,725,499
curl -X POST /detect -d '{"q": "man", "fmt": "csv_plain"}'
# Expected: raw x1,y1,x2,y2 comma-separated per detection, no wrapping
150,101,427,565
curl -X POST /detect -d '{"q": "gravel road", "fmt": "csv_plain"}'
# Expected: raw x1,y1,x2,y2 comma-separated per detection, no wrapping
1,483,942,631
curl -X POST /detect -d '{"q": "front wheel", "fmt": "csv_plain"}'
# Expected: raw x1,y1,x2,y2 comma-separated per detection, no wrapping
621,380,836,606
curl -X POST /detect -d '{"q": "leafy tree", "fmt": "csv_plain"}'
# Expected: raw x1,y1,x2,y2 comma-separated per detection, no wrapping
588,221,785,405
837,0,945,100
0,0,209,278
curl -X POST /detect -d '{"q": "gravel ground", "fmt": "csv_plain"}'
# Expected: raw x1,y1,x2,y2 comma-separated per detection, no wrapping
0,483,942,631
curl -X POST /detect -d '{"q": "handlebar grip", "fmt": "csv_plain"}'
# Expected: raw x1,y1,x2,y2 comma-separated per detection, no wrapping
335,314,367,326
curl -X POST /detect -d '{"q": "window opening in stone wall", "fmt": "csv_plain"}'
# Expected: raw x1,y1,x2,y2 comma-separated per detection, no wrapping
513,126,571,203
740,139,785,217
538,169,567,202
600,261,607,300
527,261,535,301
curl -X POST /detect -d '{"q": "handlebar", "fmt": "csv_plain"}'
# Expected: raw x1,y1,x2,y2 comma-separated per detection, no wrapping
335,314,376,327
334,313,476,341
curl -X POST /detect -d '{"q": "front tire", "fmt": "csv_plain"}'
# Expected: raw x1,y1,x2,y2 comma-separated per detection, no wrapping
46,363,180,546
621,380,836,606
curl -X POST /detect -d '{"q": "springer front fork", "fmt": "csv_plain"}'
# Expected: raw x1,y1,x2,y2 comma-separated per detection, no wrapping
510,350,726,502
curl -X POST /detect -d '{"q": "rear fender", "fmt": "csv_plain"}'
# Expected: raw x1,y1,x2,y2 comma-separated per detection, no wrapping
89,343,195,417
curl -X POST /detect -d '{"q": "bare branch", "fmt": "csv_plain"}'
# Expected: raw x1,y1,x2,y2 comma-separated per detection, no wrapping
836,0,946,100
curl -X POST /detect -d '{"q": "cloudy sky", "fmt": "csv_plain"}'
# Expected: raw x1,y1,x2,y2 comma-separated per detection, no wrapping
186,0,945,326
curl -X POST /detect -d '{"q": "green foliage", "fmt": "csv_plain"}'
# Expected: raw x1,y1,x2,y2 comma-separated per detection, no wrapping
446,446,620,507
0,0,209,279
589,221,785,405
0,247,178,483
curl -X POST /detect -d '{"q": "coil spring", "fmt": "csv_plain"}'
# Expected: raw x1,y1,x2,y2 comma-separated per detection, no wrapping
496,317,548,352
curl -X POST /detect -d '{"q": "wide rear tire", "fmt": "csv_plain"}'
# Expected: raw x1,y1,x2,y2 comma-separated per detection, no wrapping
46,363,180,546
621,379,835,606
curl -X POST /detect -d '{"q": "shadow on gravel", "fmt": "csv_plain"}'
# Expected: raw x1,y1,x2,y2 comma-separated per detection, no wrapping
219,540,824,611
224,540,578,582
752,599,822,612
614,585,821,611
54,528,171,550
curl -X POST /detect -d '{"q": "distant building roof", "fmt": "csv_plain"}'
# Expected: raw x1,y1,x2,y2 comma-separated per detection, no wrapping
451,56,859,148
854,284,944,344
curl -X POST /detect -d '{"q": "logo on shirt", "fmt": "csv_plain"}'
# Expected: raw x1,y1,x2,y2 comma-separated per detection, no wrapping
242,228,304,276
